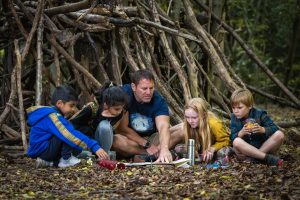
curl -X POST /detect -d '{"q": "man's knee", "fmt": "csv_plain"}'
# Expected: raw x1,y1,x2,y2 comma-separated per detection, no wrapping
170,123,184,139
112,134,125,148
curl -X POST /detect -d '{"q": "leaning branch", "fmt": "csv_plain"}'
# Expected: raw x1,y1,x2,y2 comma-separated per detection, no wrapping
47,34,101,88
196,0,300,108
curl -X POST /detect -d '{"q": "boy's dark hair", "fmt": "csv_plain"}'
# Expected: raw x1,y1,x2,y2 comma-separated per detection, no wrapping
130,69,155,85
51,85,78,105
95,82,129,108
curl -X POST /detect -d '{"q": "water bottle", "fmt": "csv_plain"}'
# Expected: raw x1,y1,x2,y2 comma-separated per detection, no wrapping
187,139,195,166
109,151,116,161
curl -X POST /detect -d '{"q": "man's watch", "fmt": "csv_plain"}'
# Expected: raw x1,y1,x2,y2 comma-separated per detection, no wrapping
143,140,150,149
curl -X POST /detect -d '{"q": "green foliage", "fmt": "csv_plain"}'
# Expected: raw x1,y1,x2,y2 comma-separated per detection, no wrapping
226,0,300,97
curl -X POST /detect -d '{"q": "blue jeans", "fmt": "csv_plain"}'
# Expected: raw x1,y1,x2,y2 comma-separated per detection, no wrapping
39,135,81,165
94,120,113,152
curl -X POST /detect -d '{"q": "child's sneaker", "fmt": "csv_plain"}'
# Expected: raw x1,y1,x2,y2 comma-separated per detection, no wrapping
174,144,186,158
58,155,81,168
77,150,93,159
264,154,283,166
36,157,53,168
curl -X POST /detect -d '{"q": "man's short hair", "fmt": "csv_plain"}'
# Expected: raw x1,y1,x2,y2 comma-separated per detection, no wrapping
130,69,155,85
51,85,78,105
230,88,254,108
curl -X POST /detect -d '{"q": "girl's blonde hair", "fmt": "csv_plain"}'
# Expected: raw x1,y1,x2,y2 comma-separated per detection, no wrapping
183,98,218,153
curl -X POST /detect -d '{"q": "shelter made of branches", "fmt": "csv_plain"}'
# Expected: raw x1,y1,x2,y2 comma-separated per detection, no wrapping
0,0,299,154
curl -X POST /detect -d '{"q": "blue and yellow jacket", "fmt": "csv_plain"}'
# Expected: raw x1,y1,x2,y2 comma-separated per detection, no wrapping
26,106,101,158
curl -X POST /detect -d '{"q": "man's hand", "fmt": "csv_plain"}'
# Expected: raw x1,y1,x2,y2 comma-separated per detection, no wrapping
146,144,159,155
154,149,173,163
95,148,109,160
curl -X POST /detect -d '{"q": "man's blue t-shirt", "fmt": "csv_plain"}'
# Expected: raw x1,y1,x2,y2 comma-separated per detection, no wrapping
122,84,169,136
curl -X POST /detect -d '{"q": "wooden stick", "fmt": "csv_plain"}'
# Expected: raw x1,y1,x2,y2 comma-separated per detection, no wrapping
247,85,298,108
151,2,191,103
14,40,28,151
136,29,184,120
0,145,24,150
182,0,239,93
1,124,20,138
119,28,140,71
47,34,101,88
36,0,44,105
0,137,22,145
175,36,203,99
109,29,122,84
196,0,300,108
277,119,300,128
0,68,17,127
45,0,92,16
52,44,61,86
86,32,109,81
8,0,28,38
21,0,44,62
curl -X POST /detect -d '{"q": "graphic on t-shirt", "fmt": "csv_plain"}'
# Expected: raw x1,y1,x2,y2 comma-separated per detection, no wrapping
130,113,154,133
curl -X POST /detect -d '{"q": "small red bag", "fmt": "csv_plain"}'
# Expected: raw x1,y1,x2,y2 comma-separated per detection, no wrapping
98,160,126,170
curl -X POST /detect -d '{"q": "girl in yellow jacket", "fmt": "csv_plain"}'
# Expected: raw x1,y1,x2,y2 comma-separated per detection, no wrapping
183,98,231,163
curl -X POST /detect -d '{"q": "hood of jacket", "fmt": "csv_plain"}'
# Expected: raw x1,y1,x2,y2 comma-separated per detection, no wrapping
26,106,60,126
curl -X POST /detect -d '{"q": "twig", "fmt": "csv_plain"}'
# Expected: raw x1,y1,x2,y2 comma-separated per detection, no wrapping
196,0,300,108
21,0,44,62
45,0,93,16
247,85,298,109
182,0,239,93
36,0,44,105
109,29,122,84
0,145,24,150
0,68,17,127
47,34,101,88
151,2,191,103
86,32,109,81
1,124,20,138
119,28,139,71
14,40,28,152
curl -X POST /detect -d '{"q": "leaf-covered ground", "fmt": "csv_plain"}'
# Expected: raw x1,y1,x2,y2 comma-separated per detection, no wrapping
0,105,299,199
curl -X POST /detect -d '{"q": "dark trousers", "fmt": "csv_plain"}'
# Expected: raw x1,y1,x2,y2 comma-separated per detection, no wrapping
39,135,81,165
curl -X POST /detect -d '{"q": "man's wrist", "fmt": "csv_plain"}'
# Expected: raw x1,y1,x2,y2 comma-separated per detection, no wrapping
142,140,150,149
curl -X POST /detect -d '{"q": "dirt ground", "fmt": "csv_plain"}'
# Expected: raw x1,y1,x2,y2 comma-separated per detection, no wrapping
0,105,299,199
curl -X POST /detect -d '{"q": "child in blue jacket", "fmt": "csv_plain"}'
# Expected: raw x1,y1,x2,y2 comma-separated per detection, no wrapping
27,85,108,168
230,89,284,166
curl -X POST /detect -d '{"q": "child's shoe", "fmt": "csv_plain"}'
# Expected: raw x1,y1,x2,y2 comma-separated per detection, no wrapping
264,154,283,166
36,157,53,168
77,150,93,159
58,155,81,168
174,144,186,158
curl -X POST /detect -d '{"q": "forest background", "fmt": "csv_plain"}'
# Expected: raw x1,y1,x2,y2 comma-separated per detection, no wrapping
0,0,299,199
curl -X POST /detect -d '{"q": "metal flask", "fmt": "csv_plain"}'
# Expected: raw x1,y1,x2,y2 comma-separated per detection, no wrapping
187,139,195,166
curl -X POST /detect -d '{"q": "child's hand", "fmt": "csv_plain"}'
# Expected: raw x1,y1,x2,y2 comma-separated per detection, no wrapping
251,124,265,134
239,126,251,137
95,149,109,160
202,148,215,162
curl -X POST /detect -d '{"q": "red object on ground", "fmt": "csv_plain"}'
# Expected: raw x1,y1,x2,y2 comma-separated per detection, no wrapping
98,160,126,170
277,159,283,167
